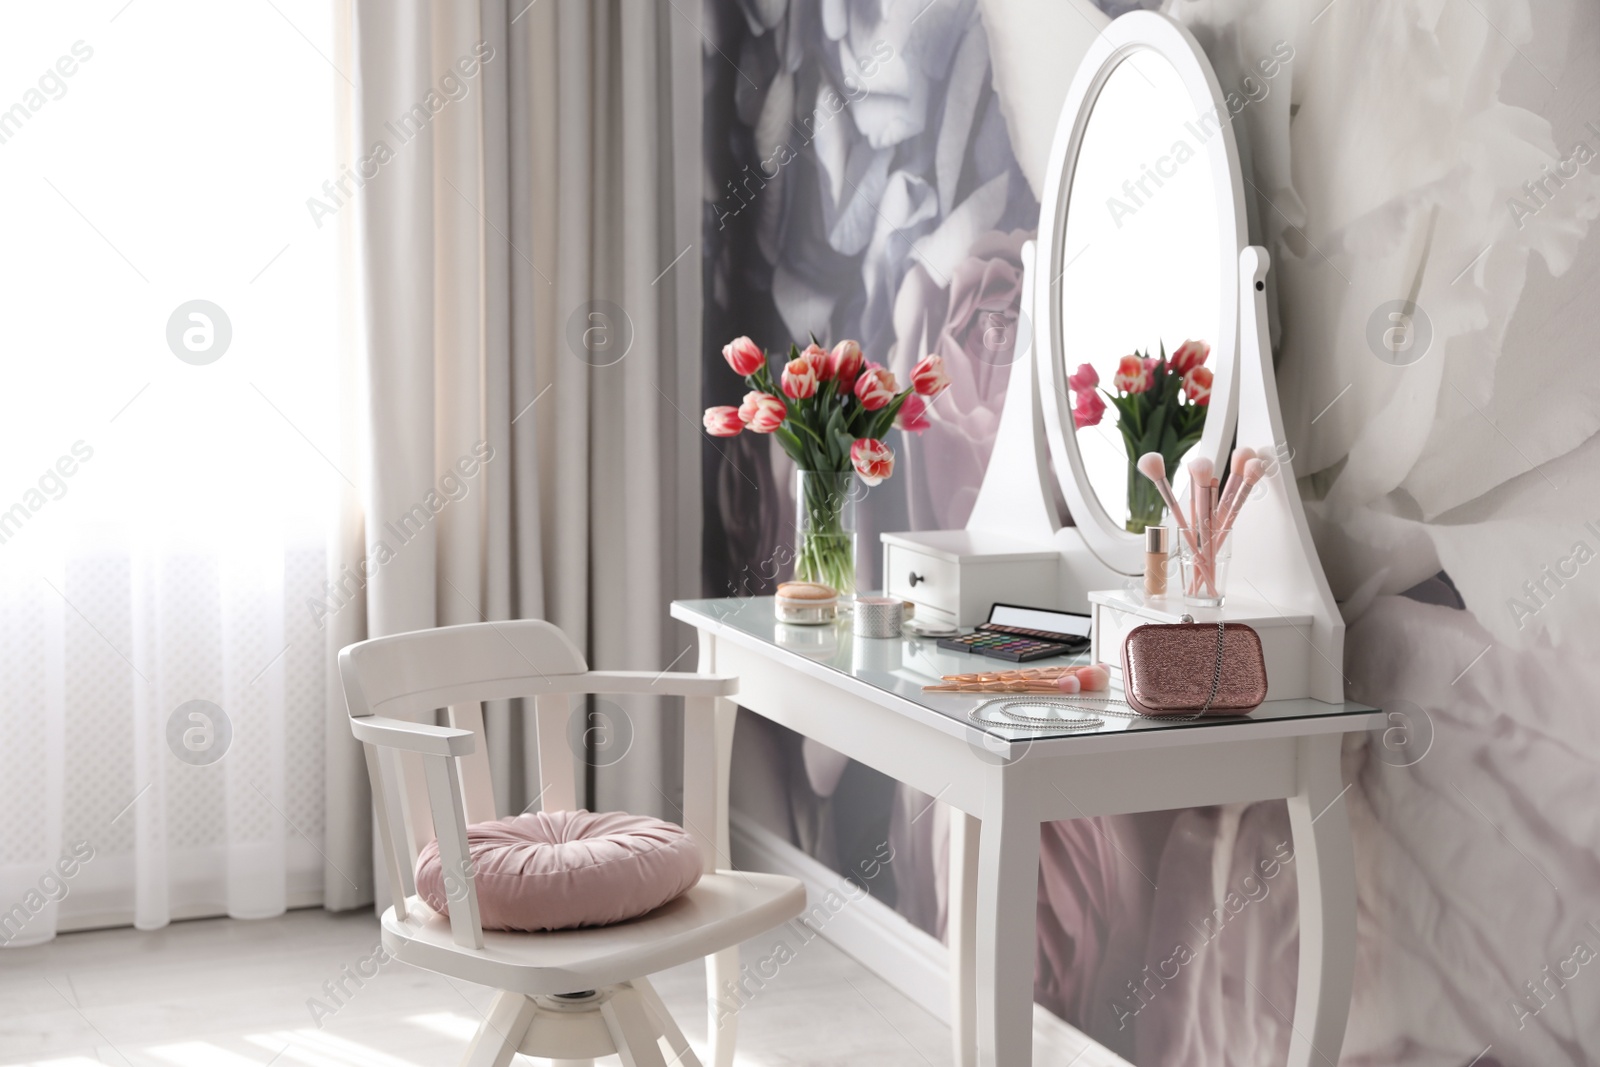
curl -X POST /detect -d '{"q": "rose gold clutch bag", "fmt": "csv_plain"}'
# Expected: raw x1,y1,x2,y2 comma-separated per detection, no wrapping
1119,620,1267,717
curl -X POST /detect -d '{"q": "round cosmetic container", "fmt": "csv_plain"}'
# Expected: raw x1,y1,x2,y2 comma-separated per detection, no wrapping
774,581,839,625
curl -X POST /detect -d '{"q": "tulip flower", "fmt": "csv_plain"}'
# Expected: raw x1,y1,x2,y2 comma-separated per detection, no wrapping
703,405,743,437
1112,354,1153,394
1170,339,1210,376
722,336,765,377
781,357,818,399
1073,388,1106,429
738,390,786,433
911,353,951,397
854,365,897,410
828,340,864,392
1067,362,1098,394
1182,366,1213,406
800,343,830,379
896,391,931,433
851,437,895,486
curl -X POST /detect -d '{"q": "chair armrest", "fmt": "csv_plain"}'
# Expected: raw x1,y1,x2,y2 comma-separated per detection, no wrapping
350,715,476,757
572,671,738,698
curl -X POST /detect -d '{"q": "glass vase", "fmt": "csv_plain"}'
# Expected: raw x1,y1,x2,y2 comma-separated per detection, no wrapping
1126,461,1166,534
793,469,857,595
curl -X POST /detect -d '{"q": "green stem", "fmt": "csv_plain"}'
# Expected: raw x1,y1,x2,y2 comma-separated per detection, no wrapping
794,470,856,593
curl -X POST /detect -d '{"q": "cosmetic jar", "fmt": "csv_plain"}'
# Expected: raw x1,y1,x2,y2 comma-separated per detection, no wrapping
853,596,906,639
774,581,839,625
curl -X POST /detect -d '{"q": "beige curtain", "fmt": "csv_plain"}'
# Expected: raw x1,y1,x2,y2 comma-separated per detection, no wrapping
322,0,702,910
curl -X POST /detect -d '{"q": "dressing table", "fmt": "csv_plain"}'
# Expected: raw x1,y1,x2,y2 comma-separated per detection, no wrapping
674,596,1377,1067
682,11,1373,1066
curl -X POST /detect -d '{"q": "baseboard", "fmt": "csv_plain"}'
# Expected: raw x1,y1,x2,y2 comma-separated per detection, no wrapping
51,888,326,937
730,811,952,1021
729,812,1129,1065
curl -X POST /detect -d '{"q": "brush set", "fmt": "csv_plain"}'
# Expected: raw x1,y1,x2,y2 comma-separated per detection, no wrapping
924,663,1110,694
1136,446,1265,604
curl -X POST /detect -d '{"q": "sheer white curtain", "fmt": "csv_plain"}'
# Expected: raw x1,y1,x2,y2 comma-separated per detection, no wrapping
0,0,347,943
321,0,704,905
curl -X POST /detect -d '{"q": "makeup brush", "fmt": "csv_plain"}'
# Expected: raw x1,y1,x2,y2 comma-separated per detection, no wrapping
939,665,1112,690
1076,664,1110,691
1187,457,1217,594
924,680,1067,693
1215,457,1266,544
941,667,1073,683
1188,457,1215,538
1136,453,1198,556
1215,447,1257,523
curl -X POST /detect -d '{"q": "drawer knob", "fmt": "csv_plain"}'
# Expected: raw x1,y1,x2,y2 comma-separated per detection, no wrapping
908,571,924,587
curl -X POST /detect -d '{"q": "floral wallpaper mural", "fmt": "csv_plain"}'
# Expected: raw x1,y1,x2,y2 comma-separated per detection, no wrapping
703,0,1600,1064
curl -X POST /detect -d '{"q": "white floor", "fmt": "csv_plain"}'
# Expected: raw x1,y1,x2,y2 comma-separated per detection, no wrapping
0,908,1126,1066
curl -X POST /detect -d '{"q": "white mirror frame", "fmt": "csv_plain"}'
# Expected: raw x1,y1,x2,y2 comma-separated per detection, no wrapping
1035,11,1248,576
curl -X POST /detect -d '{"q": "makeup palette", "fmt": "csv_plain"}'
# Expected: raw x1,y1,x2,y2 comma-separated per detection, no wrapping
936,603,1092,662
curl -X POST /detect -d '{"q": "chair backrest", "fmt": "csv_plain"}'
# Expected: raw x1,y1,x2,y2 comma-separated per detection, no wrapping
341,619,590,719
340,620,605,940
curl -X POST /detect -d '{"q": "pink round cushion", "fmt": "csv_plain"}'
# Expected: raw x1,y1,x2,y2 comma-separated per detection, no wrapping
415,810,703,932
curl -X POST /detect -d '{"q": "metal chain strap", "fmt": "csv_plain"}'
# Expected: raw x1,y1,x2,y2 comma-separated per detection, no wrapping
968,620,1227,732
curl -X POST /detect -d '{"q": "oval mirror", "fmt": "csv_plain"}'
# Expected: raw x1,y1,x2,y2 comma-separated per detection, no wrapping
1036,12,1247,575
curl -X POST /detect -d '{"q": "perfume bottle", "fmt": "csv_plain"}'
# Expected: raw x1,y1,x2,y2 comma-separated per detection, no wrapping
1144,526,1169,597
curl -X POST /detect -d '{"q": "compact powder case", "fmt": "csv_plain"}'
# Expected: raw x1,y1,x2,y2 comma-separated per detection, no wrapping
773,581,839,625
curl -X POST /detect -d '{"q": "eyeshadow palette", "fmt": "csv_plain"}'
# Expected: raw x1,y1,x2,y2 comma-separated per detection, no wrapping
935,603,1092,662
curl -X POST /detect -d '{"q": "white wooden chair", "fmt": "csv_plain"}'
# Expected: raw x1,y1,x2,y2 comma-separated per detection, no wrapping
340,619,804,1067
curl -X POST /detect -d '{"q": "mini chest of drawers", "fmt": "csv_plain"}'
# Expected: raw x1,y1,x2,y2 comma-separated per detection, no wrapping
880,529,1060,629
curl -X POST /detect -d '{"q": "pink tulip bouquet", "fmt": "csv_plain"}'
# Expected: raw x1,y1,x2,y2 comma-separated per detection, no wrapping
1068,340,1212,534
704,336,950,592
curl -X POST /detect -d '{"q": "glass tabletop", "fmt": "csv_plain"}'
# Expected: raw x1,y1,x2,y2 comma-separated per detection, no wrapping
673,597,1378,744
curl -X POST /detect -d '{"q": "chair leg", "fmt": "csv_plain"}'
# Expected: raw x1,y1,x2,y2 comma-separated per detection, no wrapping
600,984,671,1067
706,946,739,1067
459,990,538,1067
634,977,703,1067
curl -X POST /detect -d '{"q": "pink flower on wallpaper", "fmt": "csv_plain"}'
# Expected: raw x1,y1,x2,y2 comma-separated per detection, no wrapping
889,229,1033,530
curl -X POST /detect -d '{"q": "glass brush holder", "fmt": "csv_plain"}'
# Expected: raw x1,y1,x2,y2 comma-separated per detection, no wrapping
1177,533,1231,607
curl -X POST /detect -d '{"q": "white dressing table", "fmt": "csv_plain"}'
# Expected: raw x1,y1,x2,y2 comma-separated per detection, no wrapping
674,595,1378,1067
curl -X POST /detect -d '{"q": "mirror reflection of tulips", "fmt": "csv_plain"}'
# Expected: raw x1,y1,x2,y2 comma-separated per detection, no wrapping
705,336,952,593
1069,339,1212,535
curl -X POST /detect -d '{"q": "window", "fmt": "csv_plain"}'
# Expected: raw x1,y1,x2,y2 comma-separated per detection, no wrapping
0,0,348,937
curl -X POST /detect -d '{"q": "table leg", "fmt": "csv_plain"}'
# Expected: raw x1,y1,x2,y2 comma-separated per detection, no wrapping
949,811,979,1067
1286,733,1356,1067
976,776,1037,1067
